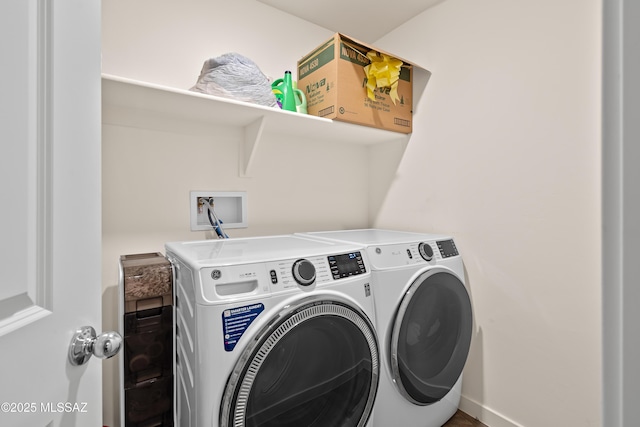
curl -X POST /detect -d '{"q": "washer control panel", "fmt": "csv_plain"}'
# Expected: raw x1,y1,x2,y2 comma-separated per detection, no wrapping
328,251,366,280
267,255,331,290
292,259,317,286
265,251,368,294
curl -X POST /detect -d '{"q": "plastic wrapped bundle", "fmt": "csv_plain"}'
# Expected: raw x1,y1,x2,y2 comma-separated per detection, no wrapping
190,53,278,107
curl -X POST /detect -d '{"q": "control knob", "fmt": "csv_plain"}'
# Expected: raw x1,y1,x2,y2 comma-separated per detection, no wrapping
292,259,316,286
418,242,434,262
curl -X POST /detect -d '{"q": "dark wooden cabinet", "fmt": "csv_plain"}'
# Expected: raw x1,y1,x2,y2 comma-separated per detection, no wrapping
120,253,174,427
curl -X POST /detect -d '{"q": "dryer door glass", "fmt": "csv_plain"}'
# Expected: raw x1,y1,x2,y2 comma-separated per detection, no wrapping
390,269,472,405
221,299,379,427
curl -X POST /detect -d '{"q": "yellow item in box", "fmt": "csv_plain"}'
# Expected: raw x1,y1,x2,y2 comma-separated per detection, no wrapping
297,33,427,134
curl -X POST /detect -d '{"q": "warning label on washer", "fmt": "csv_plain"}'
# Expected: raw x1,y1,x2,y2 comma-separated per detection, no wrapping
222,303,264,352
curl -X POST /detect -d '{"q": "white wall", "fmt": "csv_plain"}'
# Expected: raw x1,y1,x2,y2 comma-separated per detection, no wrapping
101,0,335,89
102,0,603,426
374,0,602,426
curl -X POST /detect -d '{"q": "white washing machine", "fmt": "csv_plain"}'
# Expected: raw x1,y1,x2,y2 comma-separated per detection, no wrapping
300,229,473,427
165,235,379,427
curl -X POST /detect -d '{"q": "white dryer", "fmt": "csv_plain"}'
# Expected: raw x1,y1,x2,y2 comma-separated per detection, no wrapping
300,229,473,427
165,235,379,427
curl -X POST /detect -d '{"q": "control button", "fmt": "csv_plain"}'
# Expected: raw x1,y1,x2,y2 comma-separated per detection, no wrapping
364,283,371,297
292,259,316,286
407,249,413,259
269,270,278,284
418,242,434,261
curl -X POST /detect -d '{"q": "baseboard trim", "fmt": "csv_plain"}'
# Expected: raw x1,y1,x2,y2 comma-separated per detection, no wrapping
459,395,525,427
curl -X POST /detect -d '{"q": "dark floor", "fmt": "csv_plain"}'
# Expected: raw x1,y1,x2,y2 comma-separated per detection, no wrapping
442,410,489,427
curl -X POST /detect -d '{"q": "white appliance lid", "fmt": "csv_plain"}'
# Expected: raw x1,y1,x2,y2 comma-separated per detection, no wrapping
303,229,450,245
165,235,364,267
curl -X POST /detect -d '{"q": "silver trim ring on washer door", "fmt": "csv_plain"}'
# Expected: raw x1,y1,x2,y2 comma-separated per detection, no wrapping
219,294,380,427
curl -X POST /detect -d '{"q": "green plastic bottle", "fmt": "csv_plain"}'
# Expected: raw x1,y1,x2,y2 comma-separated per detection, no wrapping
292,81,307,114
272,76,307,113
280,71,297,112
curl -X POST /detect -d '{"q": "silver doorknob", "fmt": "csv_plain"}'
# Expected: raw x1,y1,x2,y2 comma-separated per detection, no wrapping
68,326,122,366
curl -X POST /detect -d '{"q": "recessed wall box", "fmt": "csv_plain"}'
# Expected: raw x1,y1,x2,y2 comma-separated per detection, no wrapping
190,191,247,231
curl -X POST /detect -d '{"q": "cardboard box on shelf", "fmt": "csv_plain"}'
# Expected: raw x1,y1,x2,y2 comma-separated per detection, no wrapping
297,33,428,134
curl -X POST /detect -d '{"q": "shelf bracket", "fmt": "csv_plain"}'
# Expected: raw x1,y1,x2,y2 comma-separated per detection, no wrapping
240,116,266,177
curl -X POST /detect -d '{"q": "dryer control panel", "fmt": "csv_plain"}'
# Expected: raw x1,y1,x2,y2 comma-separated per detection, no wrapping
367,239,458,269
437,239,459,258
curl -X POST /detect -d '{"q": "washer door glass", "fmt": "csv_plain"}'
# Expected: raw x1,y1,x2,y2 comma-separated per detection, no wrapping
221,299,379,427
390,268,472,405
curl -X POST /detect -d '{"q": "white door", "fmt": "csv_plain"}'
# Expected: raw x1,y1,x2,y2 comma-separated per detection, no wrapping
0,1,105,426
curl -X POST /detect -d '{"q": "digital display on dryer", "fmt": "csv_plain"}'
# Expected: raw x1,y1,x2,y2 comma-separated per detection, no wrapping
437,239,459,258
328,252,366,279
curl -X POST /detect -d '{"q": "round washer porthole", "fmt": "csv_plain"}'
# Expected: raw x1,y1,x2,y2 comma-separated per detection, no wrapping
390,268,472,406
220,297,379,427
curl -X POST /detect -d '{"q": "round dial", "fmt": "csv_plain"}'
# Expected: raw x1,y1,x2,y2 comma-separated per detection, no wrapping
292,259,316,286
418,242,434,261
